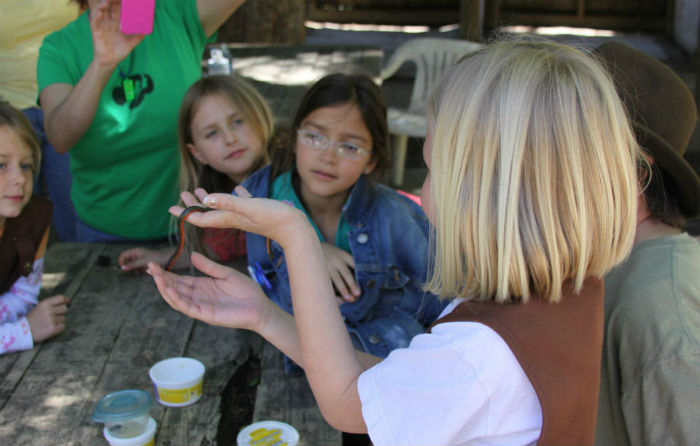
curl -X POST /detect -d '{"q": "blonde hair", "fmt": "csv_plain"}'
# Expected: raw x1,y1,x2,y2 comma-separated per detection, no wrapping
175,75,274,254
425,40,640,303
177,75,273,194
0,100,41,174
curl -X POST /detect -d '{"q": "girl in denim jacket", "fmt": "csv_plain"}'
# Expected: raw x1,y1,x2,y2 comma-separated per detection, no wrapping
243,74,445,370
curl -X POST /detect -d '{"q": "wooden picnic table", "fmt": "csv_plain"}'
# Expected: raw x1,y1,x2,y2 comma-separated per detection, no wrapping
0,242,340,445
214,44,384,126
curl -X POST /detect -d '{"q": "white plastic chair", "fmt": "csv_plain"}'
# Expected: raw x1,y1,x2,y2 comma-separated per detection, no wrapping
381,38,484,185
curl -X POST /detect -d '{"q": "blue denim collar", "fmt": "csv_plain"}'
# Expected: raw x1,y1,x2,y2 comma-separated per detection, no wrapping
341,173,376,228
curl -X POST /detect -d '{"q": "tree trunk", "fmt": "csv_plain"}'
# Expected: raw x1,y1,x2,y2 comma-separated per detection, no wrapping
217,0,307,44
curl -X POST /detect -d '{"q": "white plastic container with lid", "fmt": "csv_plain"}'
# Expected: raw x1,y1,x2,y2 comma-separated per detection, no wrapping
236,420,299,446
149,357,205,407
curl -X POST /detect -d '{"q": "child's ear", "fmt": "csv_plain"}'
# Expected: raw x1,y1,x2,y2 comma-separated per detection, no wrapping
363,158,378,175
187,143,208,165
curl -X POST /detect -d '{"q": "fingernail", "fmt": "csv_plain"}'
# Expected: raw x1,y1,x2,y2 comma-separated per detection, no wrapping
203,195,217,206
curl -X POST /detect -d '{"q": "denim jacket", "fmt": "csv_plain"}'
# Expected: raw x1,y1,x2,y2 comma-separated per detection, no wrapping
243,166,446,361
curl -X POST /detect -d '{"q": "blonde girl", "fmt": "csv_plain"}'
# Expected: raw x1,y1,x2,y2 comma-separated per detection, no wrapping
148,40,640,445
1,101,68,355
119,75,273,271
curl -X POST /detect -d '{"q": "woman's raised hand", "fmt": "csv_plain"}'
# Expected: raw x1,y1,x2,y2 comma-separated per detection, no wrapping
90,0,145,69
147,252,270,331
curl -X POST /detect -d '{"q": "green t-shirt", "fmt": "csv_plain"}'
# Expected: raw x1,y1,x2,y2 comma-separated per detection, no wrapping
37,0,213,239
271,170,352,252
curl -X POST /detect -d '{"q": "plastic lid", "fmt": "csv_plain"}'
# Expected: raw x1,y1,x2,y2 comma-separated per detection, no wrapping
93,390,153,424
236,420,299,446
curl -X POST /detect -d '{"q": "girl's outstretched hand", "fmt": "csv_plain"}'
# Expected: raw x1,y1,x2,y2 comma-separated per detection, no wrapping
170,186,309,250
118,247,175,272
147,252,269,331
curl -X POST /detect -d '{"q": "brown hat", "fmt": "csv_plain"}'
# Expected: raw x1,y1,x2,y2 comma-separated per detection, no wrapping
592,41,700,218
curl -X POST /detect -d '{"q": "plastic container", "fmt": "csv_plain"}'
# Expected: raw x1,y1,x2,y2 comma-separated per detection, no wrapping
103,417,156,446
207,47,232,75
92,390,153,439
236,420,299,446
149,357,205,407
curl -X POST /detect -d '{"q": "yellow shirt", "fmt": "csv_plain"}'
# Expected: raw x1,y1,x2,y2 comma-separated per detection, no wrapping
0,0,79,109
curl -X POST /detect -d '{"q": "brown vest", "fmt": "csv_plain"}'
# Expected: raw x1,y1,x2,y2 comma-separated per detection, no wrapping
0,195,53,294
430,278,604,446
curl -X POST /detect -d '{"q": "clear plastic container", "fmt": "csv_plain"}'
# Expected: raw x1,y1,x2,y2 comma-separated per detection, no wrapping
207,47,232,75
93,390,153,439
104,417,156,446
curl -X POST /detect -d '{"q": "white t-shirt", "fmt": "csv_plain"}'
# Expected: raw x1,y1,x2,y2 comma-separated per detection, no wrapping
357,299,542,446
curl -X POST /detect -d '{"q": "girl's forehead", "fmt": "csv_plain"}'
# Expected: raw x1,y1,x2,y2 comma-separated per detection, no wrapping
197,93,241,113
0,126,32,158
300,103,370,139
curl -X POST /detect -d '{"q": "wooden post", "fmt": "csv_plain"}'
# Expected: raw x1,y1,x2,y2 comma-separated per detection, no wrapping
216,0,306,44
483,0,501,38
460,0,482,41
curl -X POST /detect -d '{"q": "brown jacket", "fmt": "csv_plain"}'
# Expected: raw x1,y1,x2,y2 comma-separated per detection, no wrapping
0,195,52,293
430,278,604,446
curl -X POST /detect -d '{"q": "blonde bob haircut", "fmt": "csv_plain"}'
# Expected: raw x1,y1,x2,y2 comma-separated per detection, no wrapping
425,40,640,303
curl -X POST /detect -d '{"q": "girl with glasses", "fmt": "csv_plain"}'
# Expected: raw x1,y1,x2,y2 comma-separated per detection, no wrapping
233,73,446,373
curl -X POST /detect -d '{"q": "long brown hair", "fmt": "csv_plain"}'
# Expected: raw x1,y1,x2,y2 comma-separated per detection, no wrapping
175,75,274,255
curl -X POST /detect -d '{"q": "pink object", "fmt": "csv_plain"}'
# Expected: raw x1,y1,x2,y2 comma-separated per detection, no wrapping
120,0,155,35
397,189,421,206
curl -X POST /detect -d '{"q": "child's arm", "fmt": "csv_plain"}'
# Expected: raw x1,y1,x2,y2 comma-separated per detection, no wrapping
0,257,68,354
118,246,180,272
0,259,44,324
150,187,376,432
0,319,33,355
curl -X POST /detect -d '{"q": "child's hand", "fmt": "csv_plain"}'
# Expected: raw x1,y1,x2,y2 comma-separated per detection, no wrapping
119,247,174,272
147,253,270,332
321,243,360,304
26,295,69,343
170,186,310,250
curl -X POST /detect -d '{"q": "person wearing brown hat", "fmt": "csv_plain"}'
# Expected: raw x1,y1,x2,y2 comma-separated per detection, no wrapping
592,41,700,446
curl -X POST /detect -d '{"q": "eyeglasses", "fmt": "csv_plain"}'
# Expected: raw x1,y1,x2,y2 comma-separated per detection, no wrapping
296,129,370,161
